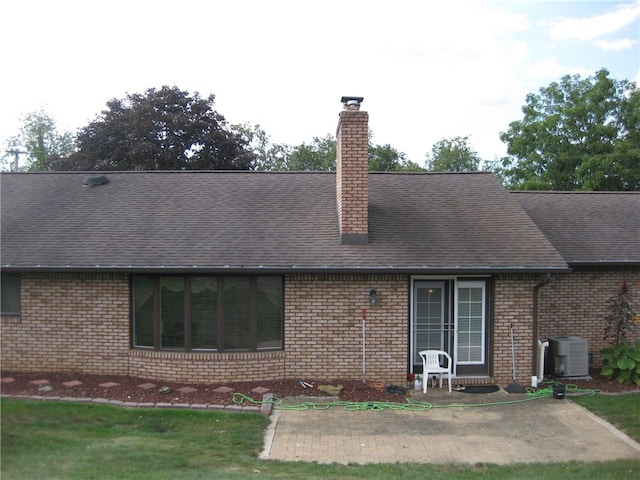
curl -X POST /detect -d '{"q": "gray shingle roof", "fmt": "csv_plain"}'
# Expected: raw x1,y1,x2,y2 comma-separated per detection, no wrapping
513,191,640,265
1,171,568,273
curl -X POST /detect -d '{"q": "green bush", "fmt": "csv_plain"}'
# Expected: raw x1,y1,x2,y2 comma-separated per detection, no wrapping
600,341,640,385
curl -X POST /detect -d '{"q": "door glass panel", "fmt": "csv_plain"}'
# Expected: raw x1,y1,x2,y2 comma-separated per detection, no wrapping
413,281,444,364
412,278,489,375
456,282,485,364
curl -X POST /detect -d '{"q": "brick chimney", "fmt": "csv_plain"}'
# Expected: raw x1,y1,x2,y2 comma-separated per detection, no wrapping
336,96,368,244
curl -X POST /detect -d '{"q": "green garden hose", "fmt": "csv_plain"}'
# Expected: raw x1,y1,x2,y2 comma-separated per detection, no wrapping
232,381,600,412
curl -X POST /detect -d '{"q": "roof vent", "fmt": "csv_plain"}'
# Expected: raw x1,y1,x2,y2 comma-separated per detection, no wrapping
83,174,109,186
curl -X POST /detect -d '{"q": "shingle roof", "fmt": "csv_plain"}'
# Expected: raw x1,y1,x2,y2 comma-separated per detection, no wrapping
513,191,640,265
1,171,568,273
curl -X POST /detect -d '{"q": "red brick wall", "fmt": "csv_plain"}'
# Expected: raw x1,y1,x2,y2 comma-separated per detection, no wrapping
491,268,640,385
493,274,539,385
538,267,640,367
127,350,286,383
4,269,635,385
0,272,408,384
336,109,369,237
284,273,408,384
0,273,288,383
1,273,130,374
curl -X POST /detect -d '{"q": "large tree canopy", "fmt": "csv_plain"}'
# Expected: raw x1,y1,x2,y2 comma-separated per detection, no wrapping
369,143,423,171
2,109,74,172
425,136,481,172
498,69,639,191
287,134,337,171
234,123,290,171
54,86,254,171
240,126,423,172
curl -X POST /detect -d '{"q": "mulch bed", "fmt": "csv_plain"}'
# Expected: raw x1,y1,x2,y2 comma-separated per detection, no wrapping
1,370,637,407
0,372,405,406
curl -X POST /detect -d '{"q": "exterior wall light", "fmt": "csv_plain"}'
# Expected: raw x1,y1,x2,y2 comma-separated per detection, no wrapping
369,289,378,306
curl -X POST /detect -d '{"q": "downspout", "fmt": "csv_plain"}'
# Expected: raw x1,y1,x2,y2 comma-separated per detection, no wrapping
532,274,551,385
362,308,367,384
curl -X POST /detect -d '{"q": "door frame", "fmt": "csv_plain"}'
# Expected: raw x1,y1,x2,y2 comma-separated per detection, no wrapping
410,276,492,377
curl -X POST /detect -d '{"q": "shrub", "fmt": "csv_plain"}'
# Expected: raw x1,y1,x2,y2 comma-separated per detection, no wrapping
600,342,640,385
602,280,637,345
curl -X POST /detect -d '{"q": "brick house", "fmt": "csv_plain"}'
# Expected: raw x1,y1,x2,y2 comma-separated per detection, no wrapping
2,98,638,387
513,191,639,367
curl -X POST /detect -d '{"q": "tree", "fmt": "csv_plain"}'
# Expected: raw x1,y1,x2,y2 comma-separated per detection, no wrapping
498,69,640,190
233,123,290,171
234,126,422,172
577,81,640,190
287,134,336,171
369,144,423,171
53,86,254,171
425,136,481,172
284,135,423,172
1,109,74,171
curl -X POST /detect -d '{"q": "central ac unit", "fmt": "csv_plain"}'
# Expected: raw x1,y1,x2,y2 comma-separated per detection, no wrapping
548,336,589,377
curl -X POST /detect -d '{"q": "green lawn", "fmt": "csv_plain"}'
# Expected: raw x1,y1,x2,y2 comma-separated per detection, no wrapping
571,392,640,441
2,395,639,480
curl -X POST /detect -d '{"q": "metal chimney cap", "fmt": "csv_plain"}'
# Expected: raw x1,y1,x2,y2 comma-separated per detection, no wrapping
341,96,364,109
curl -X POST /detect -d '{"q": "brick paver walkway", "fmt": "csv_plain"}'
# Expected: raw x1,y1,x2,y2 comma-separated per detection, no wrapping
264,393,640,464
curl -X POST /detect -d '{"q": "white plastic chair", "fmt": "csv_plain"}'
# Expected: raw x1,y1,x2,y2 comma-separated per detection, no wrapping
418,350,452,393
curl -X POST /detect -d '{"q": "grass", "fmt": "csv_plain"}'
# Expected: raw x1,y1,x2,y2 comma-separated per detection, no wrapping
1,395,639,480
571,392,640,441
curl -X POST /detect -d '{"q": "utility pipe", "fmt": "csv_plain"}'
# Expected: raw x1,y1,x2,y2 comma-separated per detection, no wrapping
362,308,367,384
532,274,551,382
537,339,549,384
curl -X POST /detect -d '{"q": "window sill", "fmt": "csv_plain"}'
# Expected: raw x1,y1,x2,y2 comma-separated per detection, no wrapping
1,315,22,325
129,349,285,361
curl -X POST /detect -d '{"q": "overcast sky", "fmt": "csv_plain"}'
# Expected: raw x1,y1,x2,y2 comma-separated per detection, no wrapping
1,0,638,166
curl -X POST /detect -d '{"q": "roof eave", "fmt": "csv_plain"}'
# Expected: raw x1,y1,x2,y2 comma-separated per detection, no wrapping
0,264,571,275
566,260,640,267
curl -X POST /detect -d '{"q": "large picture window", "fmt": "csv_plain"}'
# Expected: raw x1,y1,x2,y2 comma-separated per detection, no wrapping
132,275,283,352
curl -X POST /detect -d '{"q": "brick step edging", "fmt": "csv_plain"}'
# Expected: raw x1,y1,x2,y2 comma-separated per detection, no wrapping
0,393,273,415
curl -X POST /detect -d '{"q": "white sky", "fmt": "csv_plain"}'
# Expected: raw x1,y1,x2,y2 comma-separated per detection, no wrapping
1,0,638,166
